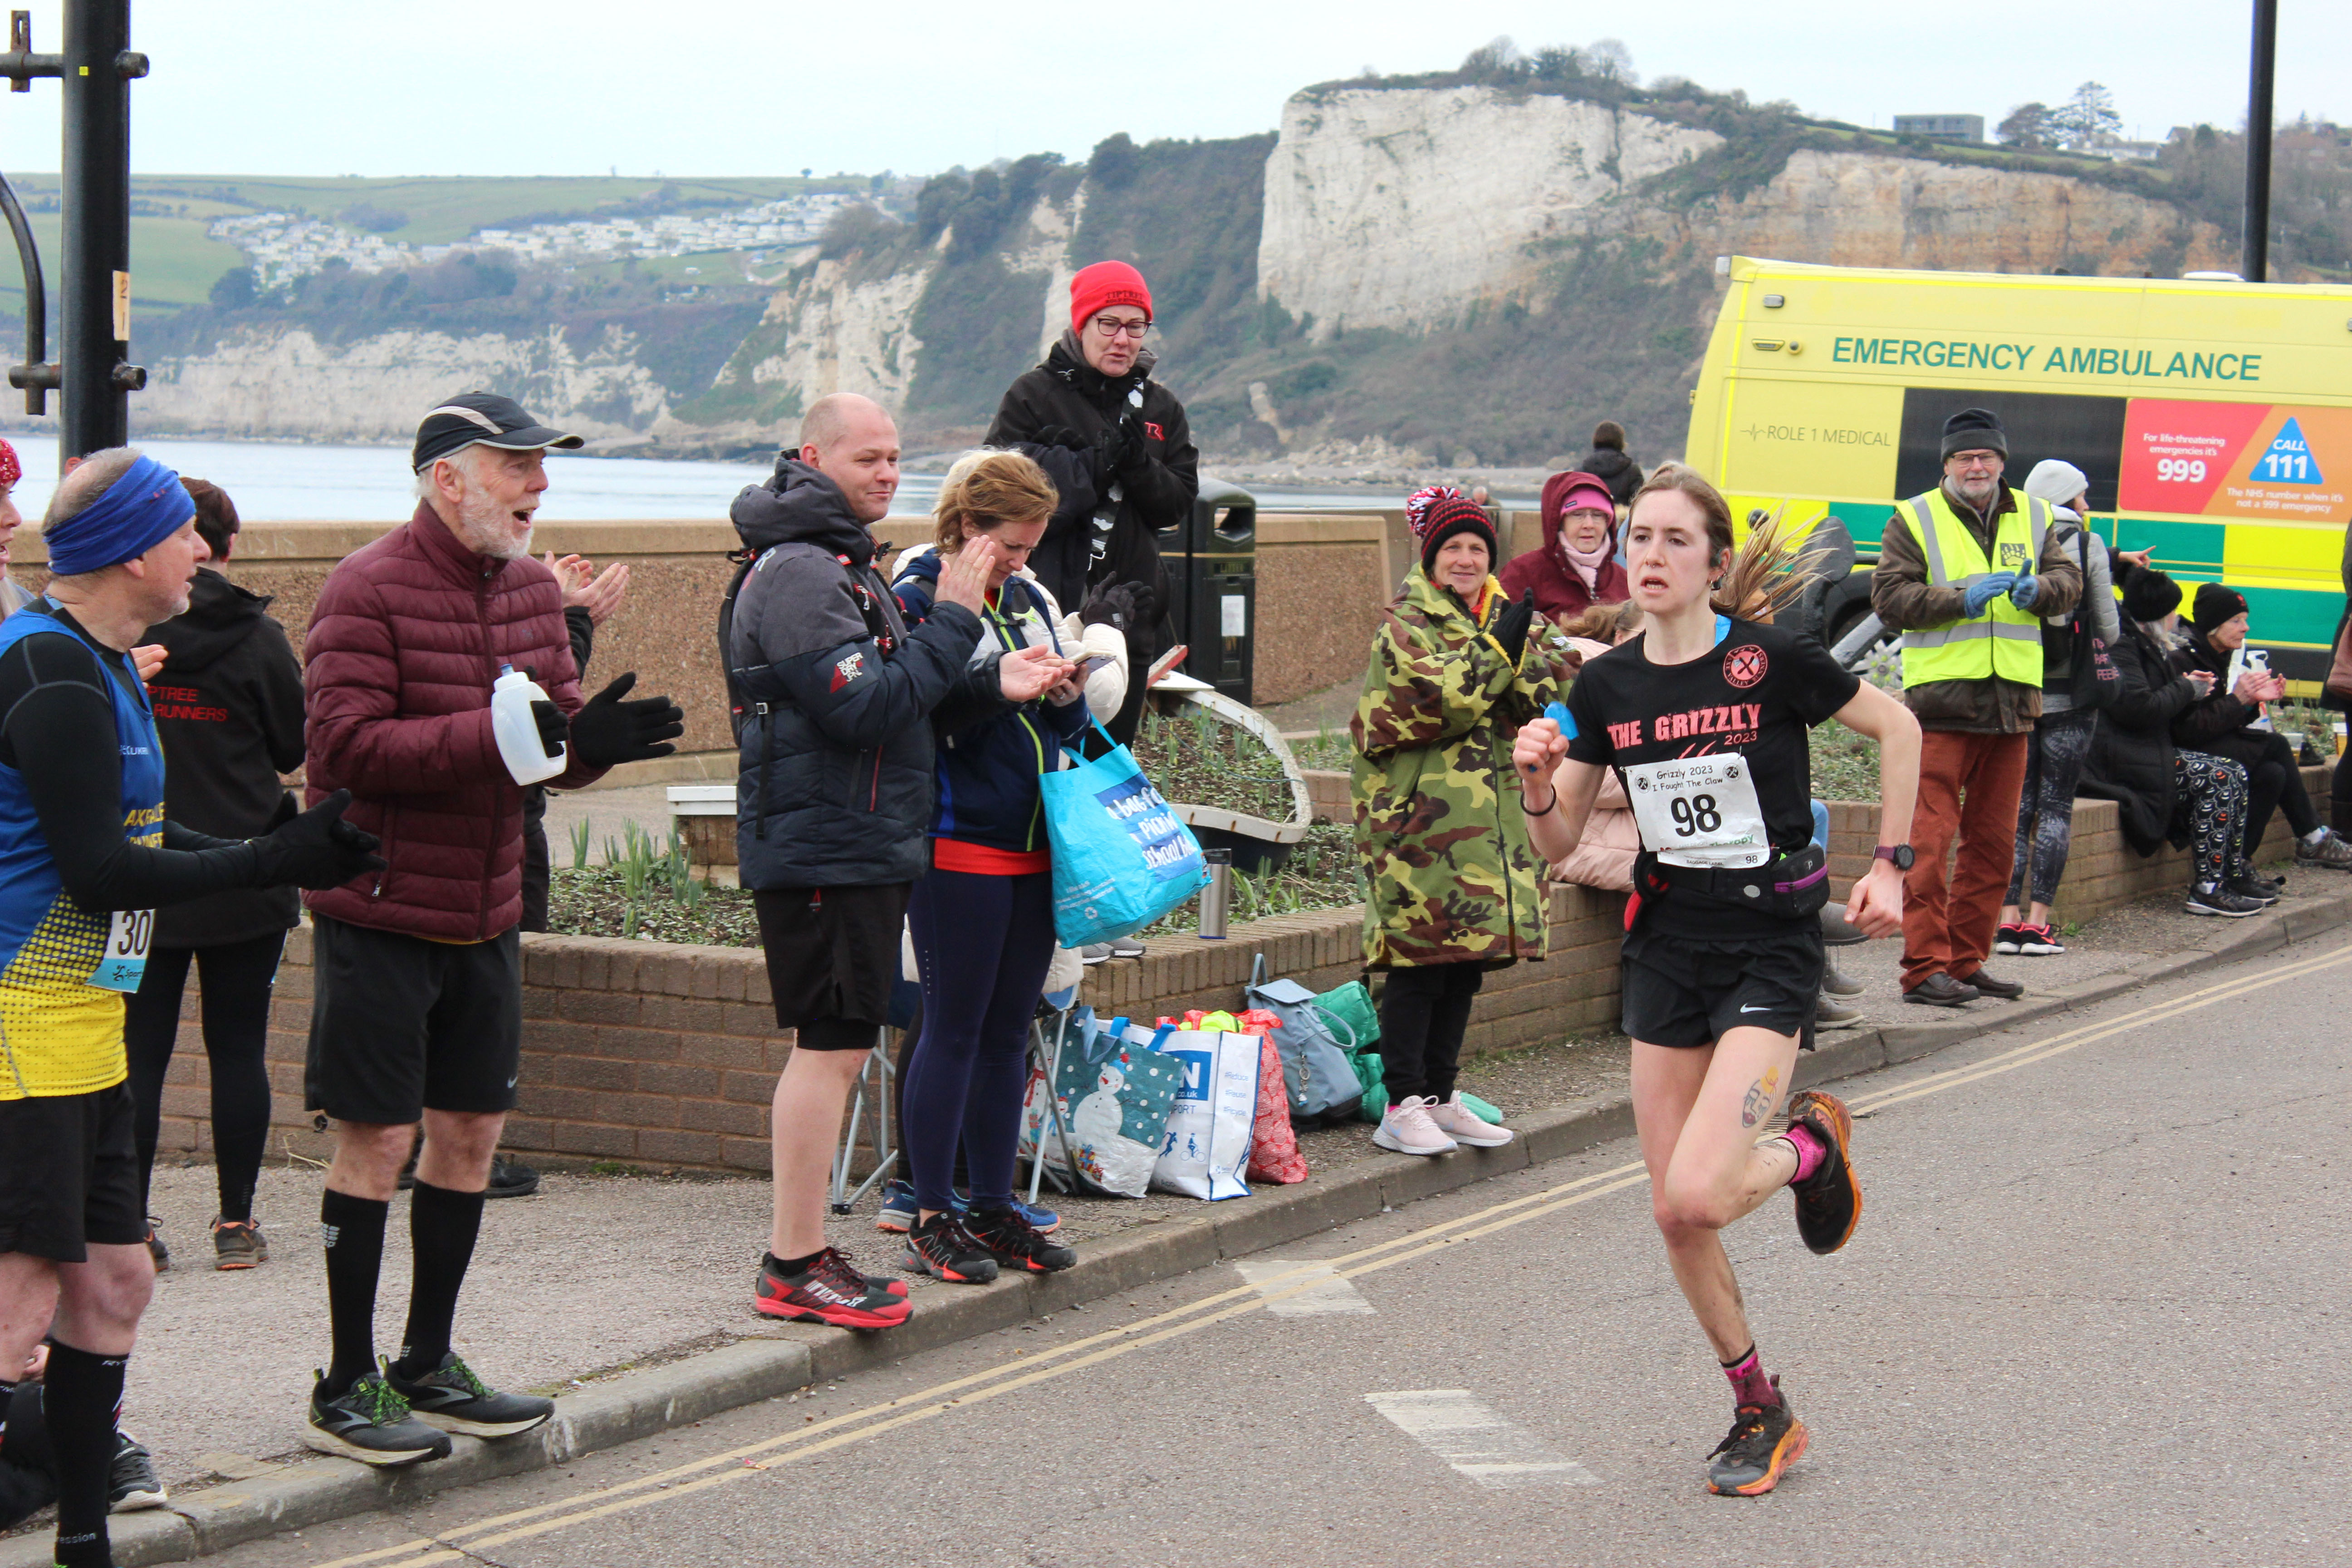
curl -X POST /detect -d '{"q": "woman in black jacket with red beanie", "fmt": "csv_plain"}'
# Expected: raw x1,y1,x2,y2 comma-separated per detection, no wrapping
122,479,307,1269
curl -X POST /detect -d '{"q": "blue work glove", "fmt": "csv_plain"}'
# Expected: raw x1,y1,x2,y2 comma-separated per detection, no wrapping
2008,572,2041,611
1961,573,2018,617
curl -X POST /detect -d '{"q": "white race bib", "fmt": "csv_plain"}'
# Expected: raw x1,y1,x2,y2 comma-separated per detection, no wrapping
88,908,153,993
1622,755,1770,870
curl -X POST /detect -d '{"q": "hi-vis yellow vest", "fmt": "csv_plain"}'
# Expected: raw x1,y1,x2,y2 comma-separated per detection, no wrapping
1895,486,2051,689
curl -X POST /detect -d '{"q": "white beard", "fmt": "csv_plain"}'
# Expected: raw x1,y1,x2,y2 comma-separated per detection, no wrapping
456,486,532,560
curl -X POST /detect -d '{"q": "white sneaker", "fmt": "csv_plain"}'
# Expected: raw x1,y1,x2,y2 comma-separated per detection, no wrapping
1427,1092,1514,1148
1372,1096,1458,1156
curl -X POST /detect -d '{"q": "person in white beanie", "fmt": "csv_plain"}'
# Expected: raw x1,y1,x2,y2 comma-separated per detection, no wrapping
1994,460,2123,956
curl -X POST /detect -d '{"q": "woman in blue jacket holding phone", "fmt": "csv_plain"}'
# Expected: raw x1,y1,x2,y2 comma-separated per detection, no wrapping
890,450,1090,1285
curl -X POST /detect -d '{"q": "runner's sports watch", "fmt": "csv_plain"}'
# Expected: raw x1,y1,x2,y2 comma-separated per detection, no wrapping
1873,844,1916,871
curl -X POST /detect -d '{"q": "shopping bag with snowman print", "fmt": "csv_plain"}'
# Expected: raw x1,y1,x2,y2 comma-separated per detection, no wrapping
1019,1009,1184,1199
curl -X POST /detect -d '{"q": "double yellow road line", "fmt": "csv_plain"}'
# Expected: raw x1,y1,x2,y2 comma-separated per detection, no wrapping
318,941,2350,1568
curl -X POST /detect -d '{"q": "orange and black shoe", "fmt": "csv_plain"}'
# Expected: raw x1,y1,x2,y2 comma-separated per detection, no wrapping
754,1247,911,1330
965,1204,1076,1274
1785,1089,1862,1255
903,1212,1000,1285
1706,1386,1808,1496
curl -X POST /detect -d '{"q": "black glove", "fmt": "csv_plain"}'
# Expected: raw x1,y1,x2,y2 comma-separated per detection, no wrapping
1030,424,1092,451
1492,590,1535,668
249,788,386,891
529,699,569,756
1078,580,1149,631
1096,416,1145,481
566,672,686,769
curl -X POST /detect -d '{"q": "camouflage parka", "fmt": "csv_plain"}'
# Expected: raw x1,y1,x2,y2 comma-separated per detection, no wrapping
1350,567,1565,970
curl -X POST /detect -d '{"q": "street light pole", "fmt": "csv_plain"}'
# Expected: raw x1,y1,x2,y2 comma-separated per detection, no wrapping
2242,0,2277,283
59,0,145,459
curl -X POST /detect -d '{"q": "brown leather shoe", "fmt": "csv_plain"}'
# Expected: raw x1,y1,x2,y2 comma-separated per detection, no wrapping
1901,973,1980,1007
1953,968,2024,1000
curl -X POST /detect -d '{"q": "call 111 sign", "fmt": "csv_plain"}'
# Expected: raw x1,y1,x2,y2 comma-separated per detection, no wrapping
2119,400,2352,524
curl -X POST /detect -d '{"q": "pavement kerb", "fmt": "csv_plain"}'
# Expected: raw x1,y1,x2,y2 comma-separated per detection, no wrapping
22,880,2352,1568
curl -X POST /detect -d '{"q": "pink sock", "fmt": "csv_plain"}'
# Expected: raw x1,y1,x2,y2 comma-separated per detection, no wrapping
1720,1347,1780,1408
1780,1121,1827,1183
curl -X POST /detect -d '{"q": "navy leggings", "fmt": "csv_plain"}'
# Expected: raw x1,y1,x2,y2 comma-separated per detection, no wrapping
903,867,1056,1215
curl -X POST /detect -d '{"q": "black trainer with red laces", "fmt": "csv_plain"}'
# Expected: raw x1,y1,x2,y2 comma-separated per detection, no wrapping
965,1205,1076,1273
1706,1384,1808,1496
1784,1088,1862,1255
755,1247,912,1329
903,1212,1000,1284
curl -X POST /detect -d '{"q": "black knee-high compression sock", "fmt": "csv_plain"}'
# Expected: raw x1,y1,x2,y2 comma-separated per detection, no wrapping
43,1341,125,1568
321,1187,390,1395
392,1179,485,1377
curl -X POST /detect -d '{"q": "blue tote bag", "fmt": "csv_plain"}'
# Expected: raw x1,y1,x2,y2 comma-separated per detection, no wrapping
1043,720,1210,948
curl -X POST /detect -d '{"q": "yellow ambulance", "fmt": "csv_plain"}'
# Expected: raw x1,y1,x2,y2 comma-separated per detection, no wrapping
1686,255,2352,684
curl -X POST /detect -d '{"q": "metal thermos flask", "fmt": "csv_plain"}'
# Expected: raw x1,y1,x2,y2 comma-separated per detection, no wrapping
1197,848,1232,939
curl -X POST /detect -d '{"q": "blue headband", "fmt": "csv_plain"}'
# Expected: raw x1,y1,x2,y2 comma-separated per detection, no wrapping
44,454,196,575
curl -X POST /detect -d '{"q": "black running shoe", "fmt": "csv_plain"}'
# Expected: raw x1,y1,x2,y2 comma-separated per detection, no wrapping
965,1205,1077,1274
2227,873,2281,906
303,1371,452,1467
385,1352,554,1439
754,1248,912,1329
485,1155,540,1199
1706,1384,1808,1496
904,1211,1000,1284
1784,1089,1862,1255
107,1430,166,1512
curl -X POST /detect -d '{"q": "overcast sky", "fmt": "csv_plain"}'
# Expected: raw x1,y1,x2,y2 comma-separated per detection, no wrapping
0,1,2339,179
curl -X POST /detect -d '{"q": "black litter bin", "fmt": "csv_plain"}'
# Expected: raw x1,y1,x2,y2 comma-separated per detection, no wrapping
1155,477,1257,706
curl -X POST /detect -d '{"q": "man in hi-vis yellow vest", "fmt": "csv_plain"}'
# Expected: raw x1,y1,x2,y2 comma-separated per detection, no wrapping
1871,408,2082,1008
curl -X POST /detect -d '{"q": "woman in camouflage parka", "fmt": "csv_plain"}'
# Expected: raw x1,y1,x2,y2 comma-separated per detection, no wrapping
1351,489,1567,1157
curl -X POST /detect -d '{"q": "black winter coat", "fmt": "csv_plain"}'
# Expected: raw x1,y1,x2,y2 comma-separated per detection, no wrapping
2079,623,2205,856
1577,447,1643,509
2166,632,2261,750
725,459,1006,889
984,333,1198,661
142,567,307,946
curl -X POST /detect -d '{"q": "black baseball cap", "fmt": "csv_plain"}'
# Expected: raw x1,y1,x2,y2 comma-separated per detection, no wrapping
412,391,583,473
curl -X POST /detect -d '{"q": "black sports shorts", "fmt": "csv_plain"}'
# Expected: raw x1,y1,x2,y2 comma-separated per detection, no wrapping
1620,919,1822,1052
0,1082,145,1262
753,882,910,1035
304,915,523,1124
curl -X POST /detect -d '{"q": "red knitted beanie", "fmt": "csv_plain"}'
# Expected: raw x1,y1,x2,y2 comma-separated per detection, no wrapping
1069,260,1153,332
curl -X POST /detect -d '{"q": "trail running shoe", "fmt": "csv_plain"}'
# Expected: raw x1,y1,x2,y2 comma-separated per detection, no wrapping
904,1212,1000,1284
1706,1385,1808,1496
2186,882,2264,917
2017,923,2068,955
385,1352,554,1439
302,1371,452,1467
2295,830,2352,871
1784,1089,1862,1255
965,1205,1076,1274
211,1216,268,1269
875,1179,918,1233
1992,923,2026,956
956,1187,1059,1234
755,1248,911,1329
107,1431,167,1512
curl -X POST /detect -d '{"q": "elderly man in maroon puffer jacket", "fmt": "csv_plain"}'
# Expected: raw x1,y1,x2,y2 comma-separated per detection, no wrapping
295,392,683,1466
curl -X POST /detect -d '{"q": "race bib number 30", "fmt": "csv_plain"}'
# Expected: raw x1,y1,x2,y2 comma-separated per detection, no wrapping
88,908,153,993
1623,756,1770,869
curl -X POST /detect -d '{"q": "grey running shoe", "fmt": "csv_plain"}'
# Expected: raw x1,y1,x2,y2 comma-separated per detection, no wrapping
2296,831,2352,871
1706,1385,1808,1496
107,1431,166,1512
1815,995,1865,1029
303,1372,452,1467
211,1216,268,1269
385,1352,554,1439
1078,943,1115,965
1820,953,1865,996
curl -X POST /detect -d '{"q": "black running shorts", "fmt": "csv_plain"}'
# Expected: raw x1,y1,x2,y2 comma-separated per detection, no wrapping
304,915,523,1124
1620,920,1823,1052
0,1083,145,1262
753,883,910,1034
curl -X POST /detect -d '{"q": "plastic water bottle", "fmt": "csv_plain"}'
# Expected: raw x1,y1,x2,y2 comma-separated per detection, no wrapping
490,664,566,784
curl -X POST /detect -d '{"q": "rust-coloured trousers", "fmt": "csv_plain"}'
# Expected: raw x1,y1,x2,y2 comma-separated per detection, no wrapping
1901,729,2029,991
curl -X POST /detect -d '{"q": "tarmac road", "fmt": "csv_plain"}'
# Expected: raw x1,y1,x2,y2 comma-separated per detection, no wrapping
192,931,2350,1568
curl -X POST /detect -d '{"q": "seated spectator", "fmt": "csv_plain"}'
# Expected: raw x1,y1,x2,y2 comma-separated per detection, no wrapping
2079,569,2266,916
1501,470,1627,621
2170,582,2352,874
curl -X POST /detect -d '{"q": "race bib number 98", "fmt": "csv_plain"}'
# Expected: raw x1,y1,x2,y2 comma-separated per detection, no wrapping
1622,755,1769,870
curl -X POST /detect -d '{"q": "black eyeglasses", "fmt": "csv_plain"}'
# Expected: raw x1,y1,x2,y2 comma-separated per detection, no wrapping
1090,316,1150,339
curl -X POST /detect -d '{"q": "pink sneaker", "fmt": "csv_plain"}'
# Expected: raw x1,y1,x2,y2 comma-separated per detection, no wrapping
1372,1096,1458,1156
1427,1093,1514,1148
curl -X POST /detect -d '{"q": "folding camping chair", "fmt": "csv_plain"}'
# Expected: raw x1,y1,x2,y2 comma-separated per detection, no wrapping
1024,985,1084,1206
828,974,921,1215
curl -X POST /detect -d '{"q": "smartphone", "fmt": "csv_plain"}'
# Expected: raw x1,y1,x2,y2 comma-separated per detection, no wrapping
1071,653,1111,681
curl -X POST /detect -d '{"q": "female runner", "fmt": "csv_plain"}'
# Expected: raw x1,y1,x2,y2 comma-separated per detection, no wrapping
1513,465,1921,1496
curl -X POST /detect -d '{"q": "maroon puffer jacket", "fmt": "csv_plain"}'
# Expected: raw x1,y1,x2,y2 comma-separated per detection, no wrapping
303,504,608,941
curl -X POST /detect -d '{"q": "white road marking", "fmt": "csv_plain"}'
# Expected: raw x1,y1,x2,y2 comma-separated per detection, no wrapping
1364,1389,1601,1489
1234,1259,1375,1316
